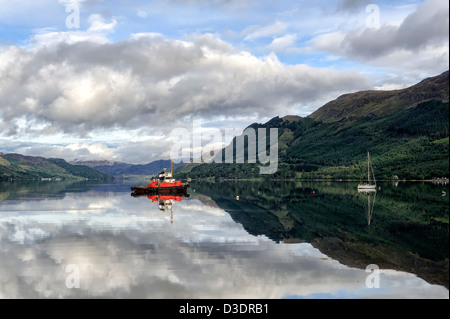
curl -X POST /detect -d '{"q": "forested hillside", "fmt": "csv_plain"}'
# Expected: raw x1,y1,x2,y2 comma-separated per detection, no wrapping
0,153,113,181
175,71,449,181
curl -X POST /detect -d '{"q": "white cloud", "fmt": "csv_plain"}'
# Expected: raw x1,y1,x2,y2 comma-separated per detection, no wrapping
13,143,117,162
28,13,117,48
308,0,449,74
0,32,369,141
267,34,297,52
308,31,347,55
9,138,176,164
243,21,288,41
87,14,117,33
136,10,148,18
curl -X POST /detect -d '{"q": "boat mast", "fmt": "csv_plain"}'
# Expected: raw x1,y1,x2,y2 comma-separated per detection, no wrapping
371,156,376,186
171,159,173,177
367,151,370,183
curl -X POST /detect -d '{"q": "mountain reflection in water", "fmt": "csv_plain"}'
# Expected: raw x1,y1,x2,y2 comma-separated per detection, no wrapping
0,180,448,299
189,181,449,289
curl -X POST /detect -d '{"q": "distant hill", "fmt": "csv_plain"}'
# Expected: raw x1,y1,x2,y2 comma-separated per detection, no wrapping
175,71,449,180
69,160,120,167
0,153,113,181
72,159,184,177
309,70,449,123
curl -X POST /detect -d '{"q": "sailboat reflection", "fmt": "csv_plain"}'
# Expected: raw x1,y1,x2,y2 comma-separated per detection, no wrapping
131,192,190,224
358,189,377,226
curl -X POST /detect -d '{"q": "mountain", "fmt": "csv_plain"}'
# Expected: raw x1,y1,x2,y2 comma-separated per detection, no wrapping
309,70,449,123
72,159,184,177
175,71,449,180
0,153,113,181
69,160,120,167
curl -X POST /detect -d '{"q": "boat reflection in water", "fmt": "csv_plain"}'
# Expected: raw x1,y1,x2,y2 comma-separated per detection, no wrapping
131,191,190,224
358,188,377,226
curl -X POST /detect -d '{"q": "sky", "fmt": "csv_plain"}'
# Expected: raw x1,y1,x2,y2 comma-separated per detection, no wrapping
0,0,448,164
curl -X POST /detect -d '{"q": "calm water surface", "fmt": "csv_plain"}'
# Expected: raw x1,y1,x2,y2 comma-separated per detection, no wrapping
0,180,448,299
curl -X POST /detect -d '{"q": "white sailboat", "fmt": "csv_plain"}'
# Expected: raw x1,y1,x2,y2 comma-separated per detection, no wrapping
358,151,376,191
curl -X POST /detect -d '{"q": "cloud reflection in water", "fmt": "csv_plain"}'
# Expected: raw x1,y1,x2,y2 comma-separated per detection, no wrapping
0,191,448,299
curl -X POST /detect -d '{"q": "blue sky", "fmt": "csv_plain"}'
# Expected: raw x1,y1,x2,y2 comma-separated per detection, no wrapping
0,0,448,163
0,1,425,67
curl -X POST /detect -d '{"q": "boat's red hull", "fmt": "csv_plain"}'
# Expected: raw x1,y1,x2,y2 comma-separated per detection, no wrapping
131,184,189,196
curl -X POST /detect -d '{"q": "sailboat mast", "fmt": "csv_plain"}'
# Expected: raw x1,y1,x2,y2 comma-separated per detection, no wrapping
371,158,376,186
358,151,376,190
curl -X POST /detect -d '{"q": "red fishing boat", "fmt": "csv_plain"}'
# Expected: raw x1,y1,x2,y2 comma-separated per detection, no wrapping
131,160,189,195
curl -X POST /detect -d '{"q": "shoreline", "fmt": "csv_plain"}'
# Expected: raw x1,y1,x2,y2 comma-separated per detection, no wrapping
1,177,448,184
185,177,449,183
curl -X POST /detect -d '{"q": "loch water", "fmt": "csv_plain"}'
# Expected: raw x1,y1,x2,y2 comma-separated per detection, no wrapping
0,180,448,298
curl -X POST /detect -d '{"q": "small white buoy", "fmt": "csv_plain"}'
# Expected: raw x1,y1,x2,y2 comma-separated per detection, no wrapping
236,196,239,200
